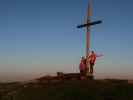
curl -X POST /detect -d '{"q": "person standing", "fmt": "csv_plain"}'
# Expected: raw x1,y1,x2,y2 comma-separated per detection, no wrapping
79,57,86,80
88,51,103,74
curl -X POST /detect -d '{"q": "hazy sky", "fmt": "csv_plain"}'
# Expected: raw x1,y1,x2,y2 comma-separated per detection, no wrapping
0,0,133,81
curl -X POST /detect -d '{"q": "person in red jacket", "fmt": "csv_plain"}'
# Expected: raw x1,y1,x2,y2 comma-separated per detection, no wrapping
79,57,86,80
88,51,103,74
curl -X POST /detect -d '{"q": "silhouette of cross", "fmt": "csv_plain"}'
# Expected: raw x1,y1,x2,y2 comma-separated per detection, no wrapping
77,20,102,28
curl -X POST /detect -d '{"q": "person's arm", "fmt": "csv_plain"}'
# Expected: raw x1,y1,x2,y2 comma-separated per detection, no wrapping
96,54,103,57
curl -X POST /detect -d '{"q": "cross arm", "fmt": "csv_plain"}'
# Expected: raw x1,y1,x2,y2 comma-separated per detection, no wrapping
77,20,102,28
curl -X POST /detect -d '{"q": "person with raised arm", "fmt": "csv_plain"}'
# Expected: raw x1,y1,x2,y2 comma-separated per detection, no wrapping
88,51,103,74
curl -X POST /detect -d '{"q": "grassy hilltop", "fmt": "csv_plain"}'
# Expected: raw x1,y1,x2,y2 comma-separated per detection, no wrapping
1,79,133,100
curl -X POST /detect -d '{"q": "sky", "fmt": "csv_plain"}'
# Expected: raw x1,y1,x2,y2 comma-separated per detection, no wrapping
0,0,133,82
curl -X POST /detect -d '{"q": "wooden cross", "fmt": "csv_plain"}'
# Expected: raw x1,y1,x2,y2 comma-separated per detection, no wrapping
77,0,102,76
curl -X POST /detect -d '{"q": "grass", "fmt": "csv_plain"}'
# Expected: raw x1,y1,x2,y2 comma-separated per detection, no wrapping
1,80,132,100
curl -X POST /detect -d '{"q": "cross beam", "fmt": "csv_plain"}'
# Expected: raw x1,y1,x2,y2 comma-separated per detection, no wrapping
77,20,102,28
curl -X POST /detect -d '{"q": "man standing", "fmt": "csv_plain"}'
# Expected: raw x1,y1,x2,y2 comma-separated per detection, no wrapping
88,51,103,74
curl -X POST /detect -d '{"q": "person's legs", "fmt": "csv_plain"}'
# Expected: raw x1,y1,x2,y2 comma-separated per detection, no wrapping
80,70,84,80
90,63,94,74
80,70,87,80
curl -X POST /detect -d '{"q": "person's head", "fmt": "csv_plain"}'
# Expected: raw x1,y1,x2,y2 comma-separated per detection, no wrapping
91,51,94,54
81,56,85,62
81,56,85,60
